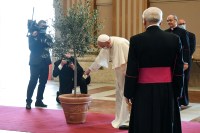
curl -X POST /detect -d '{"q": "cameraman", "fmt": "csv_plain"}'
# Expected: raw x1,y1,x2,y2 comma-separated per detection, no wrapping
26,20,53,109
53,53,90,103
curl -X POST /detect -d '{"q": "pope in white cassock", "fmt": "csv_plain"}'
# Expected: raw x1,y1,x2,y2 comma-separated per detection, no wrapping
85,34,130,129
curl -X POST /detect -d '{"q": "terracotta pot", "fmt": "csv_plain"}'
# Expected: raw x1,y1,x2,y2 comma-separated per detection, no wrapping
59,94,92,124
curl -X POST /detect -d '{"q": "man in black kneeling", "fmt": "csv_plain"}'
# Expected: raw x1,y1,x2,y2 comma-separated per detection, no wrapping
53,53,90,103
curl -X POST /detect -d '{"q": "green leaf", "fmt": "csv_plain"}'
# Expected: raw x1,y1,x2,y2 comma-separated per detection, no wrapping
53,0,103,58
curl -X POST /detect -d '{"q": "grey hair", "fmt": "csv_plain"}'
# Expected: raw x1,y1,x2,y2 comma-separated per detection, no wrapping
172,15,178,21
142,7,163,24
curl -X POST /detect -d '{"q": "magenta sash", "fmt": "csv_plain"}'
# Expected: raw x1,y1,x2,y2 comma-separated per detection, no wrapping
138,67,172,83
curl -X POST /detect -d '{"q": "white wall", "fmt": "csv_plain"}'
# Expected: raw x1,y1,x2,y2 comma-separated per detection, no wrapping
0,0,54,86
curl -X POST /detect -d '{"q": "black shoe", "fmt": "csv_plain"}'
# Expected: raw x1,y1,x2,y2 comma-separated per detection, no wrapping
56,96,60,104
35,101,47,108
26,104,31,110
119,125,129,130
56,91,61,104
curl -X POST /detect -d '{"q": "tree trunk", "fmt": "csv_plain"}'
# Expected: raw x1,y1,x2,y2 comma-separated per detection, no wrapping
73,47,77,96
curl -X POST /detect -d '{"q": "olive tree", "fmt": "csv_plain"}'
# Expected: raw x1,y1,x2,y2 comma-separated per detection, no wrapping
53,0,103,95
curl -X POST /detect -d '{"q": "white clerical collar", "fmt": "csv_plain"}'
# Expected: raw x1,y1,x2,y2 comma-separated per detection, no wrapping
146,24,159,29
170,26,177,31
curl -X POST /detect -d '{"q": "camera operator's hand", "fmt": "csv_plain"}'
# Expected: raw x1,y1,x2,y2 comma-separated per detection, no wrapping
61,60,67,66
32,31,38,36
69,63,75,70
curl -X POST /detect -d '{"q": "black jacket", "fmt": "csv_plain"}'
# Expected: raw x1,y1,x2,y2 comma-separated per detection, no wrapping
28,35,52,66
125,26,184,99
53,58,84,93
165,27,190,63
188,31,196,57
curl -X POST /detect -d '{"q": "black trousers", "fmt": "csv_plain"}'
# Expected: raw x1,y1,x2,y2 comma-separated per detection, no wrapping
59,77,88,94
56,78,88,103
178,67,190,106
26,61,49,104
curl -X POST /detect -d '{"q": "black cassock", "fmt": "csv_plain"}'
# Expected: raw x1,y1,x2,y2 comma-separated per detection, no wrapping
124,26,184,133
165,27,190,106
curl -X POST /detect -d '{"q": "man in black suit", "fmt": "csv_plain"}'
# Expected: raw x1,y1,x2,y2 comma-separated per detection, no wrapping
165,15,190,107
124,7,184,133
53,53,89,103
26,20,53,109
178,18,196,107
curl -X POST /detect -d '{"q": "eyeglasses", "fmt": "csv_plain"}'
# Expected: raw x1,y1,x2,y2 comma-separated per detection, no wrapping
178,23,186,25
167,19,174,22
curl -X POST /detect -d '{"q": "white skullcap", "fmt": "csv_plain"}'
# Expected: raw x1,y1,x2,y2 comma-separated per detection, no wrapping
97,34,110,42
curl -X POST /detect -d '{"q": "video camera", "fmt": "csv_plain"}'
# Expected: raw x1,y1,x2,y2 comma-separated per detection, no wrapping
27,19,53,47
63,56,74,65
27,20,48,37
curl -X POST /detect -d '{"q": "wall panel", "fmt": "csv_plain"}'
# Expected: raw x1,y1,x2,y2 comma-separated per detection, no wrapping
61,0,148,40
150,0,200,59
112,0,147,40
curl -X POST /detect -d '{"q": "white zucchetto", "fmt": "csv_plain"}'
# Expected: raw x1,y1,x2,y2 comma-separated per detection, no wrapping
97,34,110,42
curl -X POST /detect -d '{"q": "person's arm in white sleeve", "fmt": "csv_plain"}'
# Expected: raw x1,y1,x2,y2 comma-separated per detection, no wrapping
85,49,109,75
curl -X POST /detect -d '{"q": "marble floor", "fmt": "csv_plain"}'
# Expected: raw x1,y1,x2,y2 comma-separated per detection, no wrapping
0,79,200,132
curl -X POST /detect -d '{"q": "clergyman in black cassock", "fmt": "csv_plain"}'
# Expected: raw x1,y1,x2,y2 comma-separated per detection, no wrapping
165,15,190,106
124,7,184,133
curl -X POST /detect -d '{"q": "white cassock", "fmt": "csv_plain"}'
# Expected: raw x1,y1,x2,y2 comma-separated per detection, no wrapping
89,36,130,128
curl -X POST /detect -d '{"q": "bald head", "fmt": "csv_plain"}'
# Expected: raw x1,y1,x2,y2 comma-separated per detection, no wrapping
178,19,186,24
167,15,178,28
167,15,178,21
178,19,186,30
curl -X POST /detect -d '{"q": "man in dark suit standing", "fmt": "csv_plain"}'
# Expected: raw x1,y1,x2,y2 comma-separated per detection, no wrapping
178,19,196,60
26,20,53,109
53,53,89,103
124,7,184,133
178,19,196,58
178,18,196,108
165,15,190,107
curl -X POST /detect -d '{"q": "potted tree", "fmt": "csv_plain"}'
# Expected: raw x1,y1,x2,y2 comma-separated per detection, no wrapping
53,0,103,124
